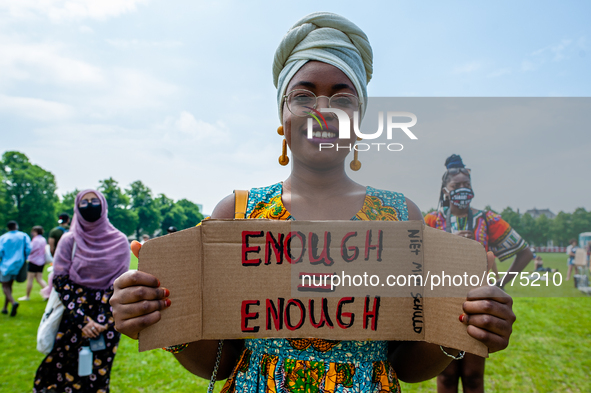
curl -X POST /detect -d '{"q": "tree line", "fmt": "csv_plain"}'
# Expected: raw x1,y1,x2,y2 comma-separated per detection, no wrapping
3,150,589,245
1,151,203,238
499,207,591,247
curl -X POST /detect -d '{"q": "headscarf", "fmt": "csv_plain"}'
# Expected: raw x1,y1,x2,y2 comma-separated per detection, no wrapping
273,12,373,121
53,189,130,289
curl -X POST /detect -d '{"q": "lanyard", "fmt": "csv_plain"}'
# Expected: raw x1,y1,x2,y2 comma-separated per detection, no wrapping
444,208,473,233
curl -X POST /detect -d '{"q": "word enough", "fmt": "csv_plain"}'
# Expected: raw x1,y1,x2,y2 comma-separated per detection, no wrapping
241,230,384,266
241,296,381,333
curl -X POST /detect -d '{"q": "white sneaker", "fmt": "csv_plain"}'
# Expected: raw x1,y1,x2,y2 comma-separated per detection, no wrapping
17,296,30,301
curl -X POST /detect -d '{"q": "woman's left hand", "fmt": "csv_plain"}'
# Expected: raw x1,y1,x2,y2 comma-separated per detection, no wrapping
461,284,515,353
81,318,108,339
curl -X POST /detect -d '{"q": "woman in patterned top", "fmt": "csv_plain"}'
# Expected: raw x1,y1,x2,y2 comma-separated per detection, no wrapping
34,190,130,393
110,13,516,393
425,154,533,393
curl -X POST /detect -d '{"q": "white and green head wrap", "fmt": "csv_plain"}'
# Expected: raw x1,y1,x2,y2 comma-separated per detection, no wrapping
273,12,373,122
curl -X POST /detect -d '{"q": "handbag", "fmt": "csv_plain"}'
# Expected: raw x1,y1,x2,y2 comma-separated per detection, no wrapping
198,190,249,393
16,260,28,282
203,191,248,392
44,244,54,264
36,288,65,354
36,240,76,354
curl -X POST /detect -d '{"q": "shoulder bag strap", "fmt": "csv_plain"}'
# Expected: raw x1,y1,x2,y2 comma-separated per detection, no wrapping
233,190,249,219
444,208,452,233
71,241,77,260
23,233,28,260
467,209,474,232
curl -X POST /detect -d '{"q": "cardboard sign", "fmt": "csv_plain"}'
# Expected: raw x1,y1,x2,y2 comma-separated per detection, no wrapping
138,219,488,357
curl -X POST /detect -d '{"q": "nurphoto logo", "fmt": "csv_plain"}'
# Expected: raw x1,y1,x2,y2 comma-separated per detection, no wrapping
307,109,418,152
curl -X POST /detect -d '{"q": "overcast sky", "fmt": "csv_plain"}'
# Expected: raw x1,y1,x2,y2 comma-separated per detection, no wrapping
1,0,590,215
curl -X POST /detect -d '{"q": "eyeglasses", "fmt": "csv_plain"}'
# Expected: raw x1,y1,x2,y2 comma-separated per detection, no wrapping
447,168,471,176
442,168,471,182
283,89,361,117
79,198,101,208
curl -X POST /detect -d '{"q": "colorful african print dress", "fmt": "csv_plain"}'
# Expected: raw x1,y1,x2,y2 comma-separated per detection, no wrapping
424,207,528,261
33,275,120,393
221,182,408,393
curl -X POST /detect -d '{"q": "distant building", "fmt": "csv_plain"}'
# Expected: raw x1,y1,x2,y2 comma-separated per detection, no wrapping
524,208,556,219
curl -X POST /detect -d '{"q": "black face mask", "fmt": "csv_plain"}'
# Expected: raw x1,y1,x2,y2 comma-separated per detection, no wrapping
447,187,475,209
79,204,102,222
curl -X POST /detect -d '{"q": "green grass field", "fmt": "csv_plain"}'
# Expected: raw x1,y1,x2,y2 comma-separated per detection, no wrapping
1,253,589,392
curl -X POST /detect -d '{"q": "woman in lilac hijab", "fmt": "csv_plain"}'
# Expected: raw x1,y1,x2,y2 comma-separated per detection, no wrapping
33,189,130,393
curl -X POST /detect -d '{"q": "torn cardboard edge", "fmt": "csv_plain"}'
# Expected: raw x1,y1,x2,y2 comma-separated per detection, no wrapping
138,219,488,357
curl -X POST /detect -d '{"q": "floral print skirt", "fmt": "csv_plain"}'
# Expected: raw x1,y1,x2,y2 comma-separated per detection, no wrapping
33,277,121,393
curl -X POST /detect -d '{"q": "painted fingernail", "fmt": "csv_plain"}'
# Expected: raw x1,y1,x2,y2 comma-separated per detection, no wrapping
165,299,172,307
459,314,465,323
157,279,161,287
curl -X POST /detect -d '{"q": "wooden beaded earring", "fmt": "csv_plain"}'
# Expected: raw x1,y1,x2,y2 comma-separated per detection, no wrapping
350,136,362,171
277,126,289,166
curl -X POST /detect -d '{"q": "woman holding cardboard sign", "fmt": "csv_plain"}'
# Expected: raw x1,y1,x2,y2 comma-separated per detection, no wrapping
110,12,516,392
425,154,533,393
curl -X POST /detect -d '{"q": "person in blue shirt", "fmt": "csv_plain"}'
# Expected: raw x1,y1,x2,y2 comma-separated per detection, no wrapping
0,220,32,316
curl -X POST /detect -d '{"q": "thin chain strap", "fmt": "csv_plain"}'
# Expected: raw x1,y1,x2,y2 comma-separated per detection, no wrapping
207,340,224,393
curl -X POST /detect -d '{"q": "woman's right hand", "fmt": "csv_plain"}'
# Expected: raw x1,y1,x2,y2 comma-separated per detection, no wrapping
81,317,108,339
110,241,171,339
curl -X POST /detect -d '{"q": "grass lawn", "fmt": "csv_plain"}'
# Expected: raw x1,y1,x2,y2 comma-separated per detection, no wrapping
1,253,589,392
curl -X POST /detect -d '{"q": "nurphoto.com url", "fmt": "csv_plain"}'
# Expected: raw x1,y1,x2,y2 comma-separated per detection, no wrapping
300,271,564,291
